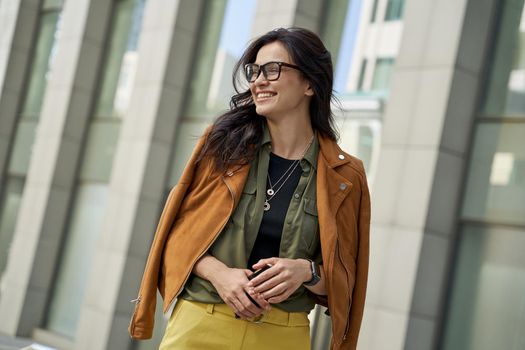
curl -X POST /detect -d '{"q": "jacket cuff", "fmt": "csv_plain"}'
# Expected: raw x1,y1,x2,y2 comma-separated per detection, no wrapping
128,324,153,340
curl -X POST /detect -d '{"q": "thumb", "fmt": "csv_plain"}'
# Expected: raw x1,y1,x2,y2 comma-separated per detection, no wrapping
252,257,277,270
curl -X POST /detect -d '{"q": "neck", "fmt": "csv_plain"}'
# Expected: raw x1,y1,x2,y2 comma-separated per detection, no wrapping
266,116,314,159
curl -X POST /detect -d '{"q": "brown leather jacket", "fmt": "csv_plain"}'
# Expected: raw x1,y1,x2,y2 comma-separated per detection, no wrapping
128,129,371,349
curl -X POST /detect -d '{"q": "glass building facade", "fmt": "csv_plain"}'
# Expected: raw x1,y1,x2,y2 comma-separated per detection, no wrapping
45,0,146,338
442,1,525,348
0,0,63,279
0,0,522,349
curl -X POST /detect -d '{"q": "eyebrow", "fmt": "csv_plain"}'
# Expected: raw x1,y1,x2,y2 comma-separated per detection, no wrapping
253,60,292,65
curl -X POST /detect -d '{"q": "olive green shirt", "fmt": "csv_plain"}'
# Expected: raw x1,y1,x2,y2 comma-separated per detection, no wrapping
180,124,322,312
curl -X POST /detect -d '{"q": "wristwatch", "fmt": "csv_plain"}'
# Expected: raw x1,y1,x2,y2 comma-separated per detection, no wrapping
303,259,321,286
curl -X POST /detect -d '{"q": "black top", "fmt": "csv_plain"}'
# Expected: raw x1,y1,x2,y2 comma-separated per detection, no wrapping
247,152,302,268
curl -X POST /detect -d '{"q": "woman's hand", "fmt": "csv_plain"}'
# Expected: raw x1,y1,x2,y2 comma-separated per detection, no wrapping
193,254,270,319
247,257,311,303
209,267,271,319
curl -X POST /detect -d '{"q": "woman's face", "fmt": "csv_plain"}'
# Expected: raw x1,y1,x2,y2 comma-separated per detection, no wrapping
249,41,313,120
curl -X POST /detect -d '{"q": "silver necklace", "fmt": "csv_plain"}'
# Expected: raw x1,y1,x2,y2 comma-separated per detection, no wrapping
266,158,299,196
264,135,314,211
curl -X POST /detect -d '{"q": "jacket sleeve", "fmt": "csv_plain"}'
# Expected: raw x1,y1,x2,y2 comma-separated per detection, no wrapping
128,185,180,339
128,126,211,340
346,168,371,349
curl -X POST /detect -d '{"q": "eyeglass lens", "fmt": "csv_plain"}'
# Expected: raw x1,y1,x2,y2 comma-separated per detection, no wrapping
245,62,281,82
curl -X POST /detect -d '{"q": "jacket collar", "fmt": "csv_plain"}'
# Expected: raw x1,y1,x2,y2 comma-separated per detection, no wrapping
317,132,351,169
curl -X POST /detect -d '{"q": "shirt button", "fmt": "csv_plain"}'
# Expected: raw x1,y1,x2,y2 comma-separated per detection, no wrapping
338,154,345,160
294,193,300,199
339,183,347,190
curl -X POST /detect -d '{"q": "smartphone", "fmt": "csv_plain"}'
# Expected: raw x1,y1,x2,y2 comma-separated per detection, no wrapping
248,264,272,280
245,264,271,309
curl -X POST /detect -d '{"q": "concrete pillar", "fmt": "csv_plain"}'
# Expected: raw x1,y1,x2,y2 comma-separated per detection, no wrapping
252,0,298,36
359,0,499,349
0,0,112,339
73,1,205,349
0,0,39,201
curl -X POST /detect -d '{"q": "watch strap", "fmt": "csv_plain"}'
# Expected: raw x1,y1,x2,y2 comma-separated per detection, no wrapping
303,259,321,286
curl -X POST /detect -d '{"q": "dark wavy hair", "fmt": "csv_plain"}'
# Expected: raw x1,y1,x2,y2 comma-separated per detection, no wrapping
197,27,338,172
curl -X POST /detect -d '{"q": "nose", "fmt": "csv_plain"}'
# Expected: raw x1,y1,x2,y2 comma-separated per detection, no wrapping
253,70,269,86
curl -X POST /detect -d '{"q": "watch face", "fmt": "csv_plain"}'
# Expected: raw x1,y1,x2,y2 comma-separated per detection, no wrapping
314,262,321,277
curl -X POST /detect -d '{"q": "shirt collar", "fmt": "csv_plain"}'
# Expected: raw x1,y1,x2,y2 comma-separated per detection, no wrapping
261,120,319,170
261,121,272,146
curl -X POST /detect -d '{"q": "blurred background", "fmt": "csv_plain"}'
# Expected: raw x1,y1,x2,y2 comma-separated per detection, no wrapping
0,0,524,349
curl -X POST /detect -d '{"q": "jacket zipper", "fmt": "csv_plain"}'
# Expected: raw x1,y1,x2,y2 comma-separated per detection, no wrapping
337,239,352,342
166,173,236,310
128,187,179,336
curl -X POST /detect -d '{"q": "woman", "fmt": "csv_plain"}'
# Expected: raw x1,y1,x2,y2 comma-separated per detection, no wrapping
129,27,371,350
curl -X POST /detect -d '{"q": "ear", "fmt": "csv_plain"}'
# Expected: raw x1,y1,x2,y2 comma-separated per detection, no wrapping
304,83,314,96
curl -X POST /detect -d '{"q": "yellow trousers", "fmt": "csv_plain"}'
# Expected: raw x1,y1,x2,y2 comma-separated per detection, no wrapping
159,299,311,350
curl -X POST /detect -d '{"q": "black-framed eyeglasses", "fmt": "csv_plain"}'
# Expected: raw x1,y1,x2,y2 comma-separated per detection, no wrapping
244,61,302,83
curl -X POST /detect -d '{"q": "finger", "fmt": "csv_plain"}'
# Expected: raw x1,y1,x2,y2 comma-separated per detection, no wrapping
246,288,271,310
261,282,289,300
248,266,280,287
239,292,264,316
230,298,253,319
246,288,270,310
268,290,290,304
252,272,285,293
252,258,278,270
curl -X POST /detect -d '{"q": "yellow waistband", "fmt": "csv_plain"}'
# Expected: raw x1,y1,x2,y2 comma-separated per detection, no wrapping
181,299,309,327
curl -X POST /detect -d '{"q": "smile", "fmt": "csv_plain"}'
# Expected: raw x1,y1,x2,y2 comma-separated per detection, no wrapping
256,92,277,100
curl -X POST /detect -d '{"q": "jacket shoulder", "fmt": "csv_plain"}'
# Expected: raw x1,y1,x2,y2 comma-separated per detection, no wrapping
337,147,367,185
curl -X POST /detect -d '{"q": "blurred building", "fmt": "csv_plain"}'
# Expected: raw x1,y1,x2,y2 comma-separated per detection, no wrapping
0,0,523,349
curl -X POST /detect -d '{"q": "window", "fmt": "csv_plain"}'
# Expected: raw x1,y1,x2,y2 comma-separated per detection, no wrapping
371,57,395,92
20,9,62,118
357,59,368,91
336,118,381,182
483,3,525,118
46,184,109,337
320,0,351,63
320,0,364,94
384,0,405,21
443,224,525,349
184,0,257,118
0,178,24,275
461,122,525,226
370,0,379,22
95,0,145,119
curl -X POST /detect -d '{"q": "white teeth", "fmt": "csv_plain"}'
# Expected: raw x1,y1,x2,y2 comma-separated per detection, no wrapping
257,92,276,99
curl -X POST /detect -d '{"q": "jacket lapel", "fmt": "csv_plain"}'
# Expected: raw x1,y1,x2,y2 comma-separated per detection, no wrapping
317,134,353,217
316,134,353,275
222,163,251,205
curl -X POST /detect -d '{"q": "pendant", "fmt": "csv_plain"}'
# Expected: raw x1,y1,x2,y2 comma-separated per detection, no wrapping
263,201,270,211
267,189,274,196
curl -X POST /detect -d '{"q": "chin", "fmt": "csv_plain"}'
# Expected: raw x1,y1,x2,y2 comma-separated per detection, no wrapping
255,105,272,116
